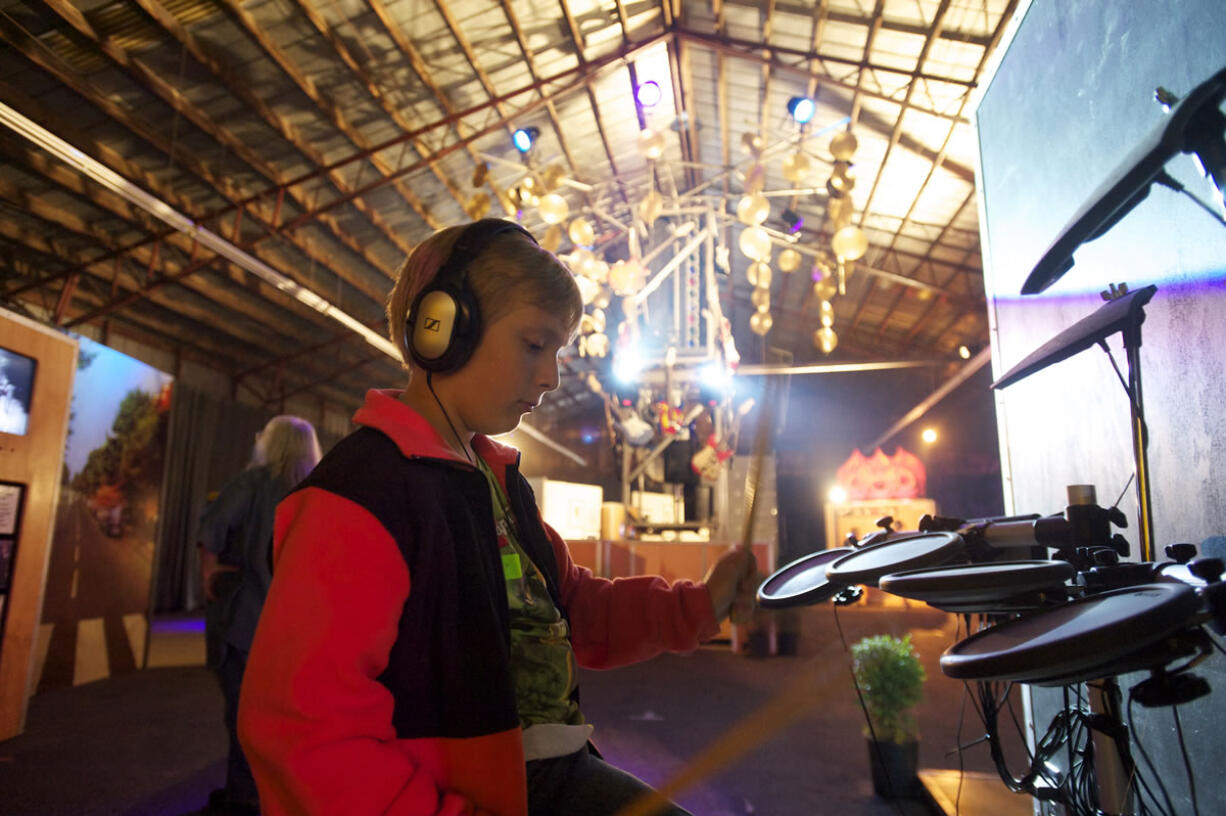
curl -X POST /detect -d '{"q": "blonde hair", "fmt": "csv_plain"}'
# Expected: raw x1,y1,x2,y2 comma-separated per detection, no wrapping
253,415,321,486
386,221,583,371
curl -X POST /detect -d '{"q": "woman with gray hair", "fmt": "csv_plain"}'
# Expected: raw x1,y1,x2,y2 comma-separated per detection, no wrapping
197,415,321,815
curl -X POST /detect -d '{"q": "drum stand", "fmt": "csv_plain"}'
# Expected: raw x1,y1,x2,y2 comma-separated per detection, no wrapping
1085,678,1137,816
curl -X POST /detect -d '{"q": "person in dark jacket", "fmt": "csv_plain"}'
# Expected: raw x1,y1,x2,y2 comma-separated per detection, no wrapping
238,219,756,815
198,414,321,814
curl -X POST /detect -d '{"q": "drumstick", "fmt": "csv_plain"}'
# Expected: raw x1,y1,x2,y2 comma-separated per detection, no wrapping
613,639,848,816
730,378,780,624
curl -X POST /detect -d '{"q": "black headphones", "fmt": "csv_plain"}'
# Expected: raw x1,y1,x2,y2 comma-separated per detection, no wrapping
405,219,537,373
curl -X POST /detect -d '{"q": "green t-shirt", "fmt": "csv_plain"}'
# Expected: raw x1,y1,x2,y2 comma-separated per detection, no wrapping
476,456,583,729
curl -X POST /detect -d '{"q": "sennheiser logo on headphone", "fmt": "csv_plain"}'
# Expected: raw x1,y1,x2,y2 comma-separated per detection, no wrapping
423,317,441,332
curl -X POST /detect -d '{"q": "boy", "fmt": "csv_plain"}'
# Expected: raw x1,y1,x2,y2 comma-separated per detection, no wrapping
238,219,756,815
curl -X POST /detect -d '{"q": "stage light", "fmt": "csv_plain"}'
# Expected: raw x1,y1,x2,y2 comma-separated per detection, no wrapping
958,344,971,359
787,96,816,125
636,80,662,108
781,209,803,233
697,361,732,393
828,485,848,504
921,427,938,444
512,126,540,153
613,347,644,384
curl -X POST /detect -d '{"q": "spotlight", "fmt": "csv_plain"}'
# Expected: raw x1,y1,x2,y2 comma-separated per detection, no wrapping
921,427,938,445
697,360,733,394
828,485,848,504
787,96,816,125
613,347,644,385
512,127,540,153
958,344,971,359
781,209,803,234
635,80,662,108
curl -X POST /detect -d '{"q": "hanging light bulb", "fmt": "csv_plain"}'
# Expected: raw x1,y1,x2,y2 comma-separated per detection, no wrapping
831,225,868,261
638,128,667,160
813,326,838,354
538,193,569,225
738,226,771,261
751,286,771,312
777,248,801,273
829,130,858,161
746,262,772,288
736,193,770,225
781,152,812,183
568,217,595,247
750,311,773,336
819,299,835,327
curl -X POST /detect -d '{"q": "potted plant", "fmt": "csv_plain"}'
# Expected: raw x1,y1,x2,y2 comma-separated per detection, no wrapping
850,633,926,799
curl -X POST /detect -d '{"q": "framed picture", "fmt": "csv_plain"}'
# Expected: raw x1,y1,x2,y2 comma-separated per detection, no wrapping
0,481,24,537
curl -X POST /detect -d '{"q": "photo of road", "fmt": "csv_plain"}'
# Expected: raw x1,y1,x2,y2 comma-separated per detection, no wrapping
34,335,172,692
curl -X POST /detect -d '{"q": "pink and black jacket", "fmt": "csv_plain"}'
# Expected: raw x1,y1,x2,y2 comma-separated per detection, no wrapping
238,389,719,815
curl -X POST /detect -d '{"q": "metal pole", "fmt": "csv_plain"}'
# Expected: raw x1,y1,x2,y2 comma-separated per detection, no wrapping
1124,325,1155,562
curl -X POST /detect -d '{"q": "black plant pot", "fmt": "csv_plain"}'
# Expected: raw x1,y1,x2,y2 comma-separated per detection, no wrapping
867,738,919,799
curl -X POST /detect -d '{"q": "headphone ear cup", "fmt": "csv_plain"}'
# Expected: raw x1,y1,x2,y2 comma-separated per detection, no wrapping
406,280,482,372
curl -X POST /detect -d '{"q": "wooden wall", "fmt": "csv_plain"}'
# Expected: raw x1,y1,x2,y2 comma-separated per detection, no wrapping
0,308,77,740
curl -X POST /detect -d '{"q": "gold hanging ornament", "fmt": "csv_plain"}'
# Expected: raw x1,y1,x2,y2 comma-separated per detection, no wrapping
812,276,837,302
538,193,569,225
749,311,773,336
540,163,567,192
746,262,772,288
736,193,770,226
751,286,771,312
819,299,835,327
471,162,489,187
777,248,801,273
738,226,771,262
589,307,606,333
574,273,600,306
638,190,663,226
781,151,812,183
638,128,667,160
743,162,766,195
463,192,491,220
568,217,595,247
741,132,764,156
585,332,610,357
830,130,859,161
813,326,838,354
828,195,854,231
831,225,868,261
608,259,645,296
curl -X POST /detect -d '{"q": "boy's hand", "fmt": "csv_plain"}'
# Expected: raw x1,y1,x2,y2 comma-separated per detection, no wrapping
704,546,758,622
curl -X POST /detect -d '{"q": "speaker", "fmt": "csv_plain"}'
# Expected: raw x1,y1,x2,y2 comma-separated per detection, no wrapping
406,219,536,372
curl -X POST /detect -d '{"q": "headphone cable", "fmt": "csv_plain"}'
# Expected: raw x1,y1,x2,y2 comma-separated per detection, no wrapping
426,371,474,465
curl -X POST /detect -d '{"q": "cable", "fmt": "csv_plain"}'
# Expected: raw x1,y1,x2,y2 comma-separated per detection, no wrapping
1171,707,1200,816
426,371,473,465
1127,694,1177,816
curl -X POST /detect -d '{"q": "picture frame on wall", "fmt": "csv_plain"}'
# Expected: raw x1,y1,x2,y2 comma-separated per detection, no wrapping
0,481,24,537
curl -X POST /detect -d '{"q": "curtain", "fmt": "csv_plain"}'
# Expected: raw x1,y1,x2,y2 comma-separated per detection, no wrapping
151,383,267,613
